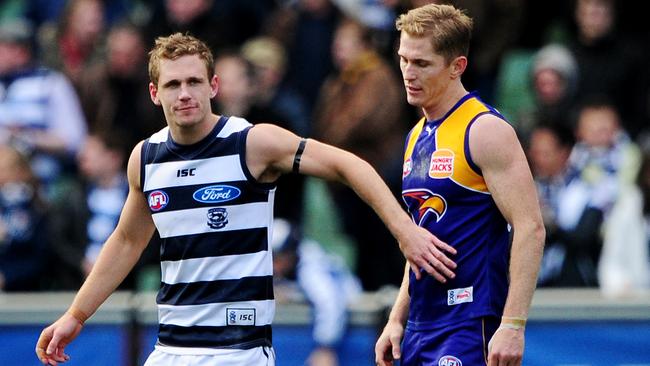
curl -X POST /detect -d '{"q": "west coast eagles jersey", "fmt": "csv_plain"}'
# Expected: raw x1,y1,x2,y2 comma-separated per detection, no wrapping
402,93,510,330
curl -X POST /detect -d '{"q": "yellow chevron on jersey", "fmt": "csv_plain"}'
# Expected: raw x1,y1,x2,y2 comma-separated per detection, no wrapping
404,97,489,192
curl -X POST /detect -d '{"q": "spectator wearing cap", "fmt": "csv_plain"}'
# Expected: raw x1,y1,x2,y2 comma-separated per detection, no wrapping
517,43,580,139
241,36,310,136
0,18,87,197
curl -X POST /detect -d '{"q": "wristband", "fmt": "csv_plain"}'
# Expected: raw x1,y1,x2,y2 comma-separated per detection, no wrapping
67,307,89,325
500,316,526,329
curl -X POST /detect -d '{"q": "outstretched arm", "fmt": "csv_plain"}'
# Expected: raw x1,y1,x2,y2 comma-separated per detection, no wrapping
470,115,545,366
246,123,457,281
35,142,156,365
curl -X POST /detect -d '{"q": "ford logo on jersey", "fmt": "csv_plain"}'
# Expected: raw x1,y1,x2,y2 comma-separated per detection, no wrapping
193,185,241,203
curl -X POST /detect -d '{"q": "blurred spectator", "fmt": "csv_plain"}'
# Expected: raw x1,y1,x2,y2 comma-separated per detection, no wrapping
457,0,526,104
271,218,361,366
0,144,48,291
270,0,340,114
567,0,647,138
77,22,163,150
47,131,153,290
241,36,310,136
526,123,574,286
214,51,306,227
0,0,27,22
144,0,271,55
517,43,580,138
313,17,406,290
38,0,107,86
553,97,640,286
0,18,87,193
23,0,131,30
599,150,650,297
76,132,128,277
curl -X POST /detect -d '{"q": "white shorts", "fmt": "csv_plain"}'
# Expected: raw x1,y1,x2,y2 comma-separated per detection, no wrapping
143,344,276,366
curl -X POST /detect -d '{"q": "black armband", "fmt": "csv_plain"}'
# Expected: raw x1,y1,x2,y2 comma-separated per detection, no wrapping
292,138,307,174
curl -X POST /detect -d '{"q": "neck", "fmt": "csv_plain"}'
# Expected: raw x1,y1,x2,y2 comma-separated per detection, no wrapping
422,83,468,121
170,114,220,145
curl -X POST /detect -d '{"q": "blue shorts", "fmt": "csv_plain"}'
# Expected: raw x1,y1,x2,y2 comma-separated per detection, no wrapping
401,316,499,366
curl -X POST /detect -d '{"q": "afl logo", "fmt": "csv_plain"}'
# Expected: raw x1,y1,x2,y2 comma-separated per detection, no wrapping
403,158,413,178
148,190,169,211
193,185,241,203
439,355,462,366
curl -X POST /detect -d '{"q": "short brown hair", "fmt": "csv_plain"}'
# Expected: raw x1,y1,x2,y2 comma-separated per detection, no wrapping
148,32,214,86
396,4,473,63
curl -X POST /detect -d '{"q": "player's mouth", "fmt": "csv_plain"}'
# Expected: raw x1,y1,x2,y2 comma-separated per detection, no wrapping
176,105,197,112
406,85,422,95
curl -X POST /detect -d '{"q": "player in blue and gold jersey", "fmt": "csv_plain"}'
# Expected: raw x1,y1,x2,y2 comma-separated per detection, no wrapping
375,4,545,366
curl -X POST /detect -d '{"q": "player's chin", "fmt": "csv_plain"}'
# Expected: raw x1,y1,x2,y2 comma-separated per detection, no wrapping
406,95,423,107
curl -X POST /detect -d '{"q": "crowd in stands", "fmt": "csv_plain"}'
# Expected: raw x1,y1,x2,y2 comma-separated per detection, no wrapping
2,0,650,359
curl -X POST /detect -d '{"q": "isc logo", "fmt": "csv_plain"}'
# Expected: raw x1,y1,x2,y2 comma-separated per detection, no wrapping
148,190,169,211
439,355,462,366
226,308,256,326
177,168,196,177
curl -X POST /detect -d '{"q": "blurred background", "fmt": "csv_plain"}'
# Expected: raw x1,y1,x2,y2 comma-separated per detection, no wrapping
1,0,650,365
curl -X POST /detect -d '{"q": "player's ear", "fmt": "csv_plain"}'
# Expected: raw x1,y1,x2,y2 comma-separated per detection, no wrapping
149,82,161,105
210,75,219,99
449,56,467,79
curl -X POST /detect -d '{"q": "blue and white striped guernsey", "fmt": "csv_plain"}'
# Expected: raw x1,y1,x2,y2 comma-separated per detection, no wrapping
140,116,276,350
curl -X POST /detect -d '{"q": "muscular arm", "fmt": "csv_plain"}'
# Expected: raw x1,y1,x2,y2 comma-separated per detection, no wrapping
470,115,545,364
68,142,156,316
36,142,155,365
246,124,457,281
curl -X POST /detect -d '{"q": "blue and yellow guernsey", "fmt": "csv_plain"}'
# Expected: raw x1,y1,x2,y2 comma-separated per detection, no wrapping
402,93,510,330
140,116,275,350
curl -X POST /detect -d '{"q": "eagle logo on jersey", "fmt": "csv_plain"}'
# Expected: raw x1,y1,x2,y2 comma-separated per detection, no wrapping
403,189,447,225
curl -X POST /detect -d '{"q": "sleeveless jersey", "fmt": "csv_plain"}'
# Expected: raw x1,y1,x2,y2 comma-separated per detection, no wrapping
140,116,276,349
401,93,510,330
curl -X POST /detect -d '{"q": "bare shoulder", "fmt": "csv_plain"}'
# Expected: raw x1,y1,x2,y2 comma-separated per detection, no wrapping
126,141,145,190
246,123,302,178
247,123,298,156
469,113,521,169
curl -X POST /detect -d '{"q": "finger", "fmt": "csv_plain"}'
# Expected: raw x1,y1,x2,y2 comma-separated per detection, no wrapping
408,261,422,280
433,237,457,255
418,252,453,281
430,247,457,269
428,253,456,279
36,330,52,358
46,333,60,356
414,258,446,282
391,338,401,360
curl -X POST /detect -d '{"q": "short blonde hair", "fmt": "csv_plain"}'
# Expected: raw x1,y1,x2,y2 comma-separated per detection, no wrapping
148,32,214,86
396,4,473,63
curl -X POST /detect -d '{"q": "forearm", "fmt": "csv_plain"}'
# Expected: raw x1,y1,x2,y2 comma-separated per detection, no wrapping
68,231,148,320
387,264,411,325
502,222,545,318
331,149,413,242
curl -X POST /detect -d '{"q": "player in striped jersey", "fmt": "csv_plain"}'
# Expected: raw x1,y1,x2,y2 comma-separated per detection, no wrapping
375,4,545,366
35,33,457,366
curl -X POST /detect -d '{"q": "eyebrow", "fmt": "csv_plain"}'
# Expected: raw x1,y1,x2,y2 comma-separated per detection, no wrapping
161,76,205,88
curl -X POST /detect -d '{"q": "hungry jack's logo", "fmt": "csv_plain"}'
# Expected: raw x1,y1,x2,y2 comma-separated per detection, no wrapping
403,189,447,225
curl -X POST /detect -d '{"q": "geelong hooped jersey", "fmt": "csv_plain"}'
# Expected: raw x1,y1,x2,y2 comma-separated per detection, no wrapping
141,116,276,350
402,93,510,330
